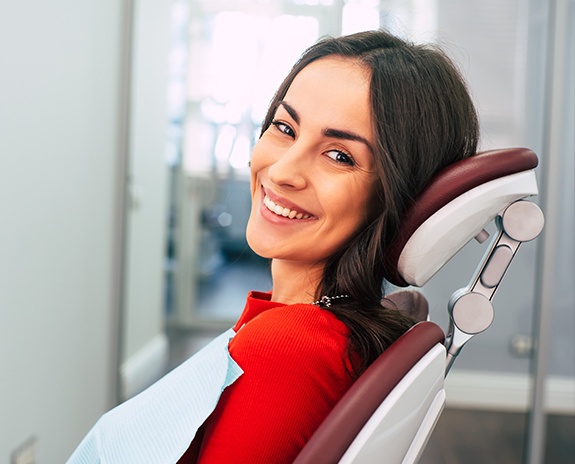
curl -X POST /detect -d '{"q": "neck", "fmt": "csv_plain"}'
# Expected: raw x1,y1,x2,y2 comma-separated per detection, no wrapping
270,259,324,305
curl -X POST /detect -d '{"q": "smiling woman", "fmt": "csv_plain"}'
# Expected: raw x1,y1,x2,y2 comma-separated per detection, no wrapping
189,30,478,463
251,29,479,377
67,29,479,464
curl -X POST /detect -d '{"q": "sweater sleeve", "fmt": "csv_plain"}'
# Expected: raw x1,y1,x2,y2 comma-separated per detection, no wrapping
196,305,354,464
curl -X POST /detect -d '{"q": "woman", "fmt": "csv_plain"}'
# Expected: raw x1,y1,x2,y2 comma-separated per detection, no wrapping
183,30,478,463
69,29,478,464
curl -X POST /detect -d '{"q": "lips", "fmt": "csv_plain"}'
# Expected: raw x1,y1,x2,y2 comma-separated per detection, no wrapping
262,188,315,220
263,195,313,219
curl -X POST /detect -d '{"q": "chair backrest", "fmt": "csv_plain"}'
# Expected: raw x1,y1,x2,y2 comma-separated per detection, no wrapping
293,322,445,464
295,147,542,464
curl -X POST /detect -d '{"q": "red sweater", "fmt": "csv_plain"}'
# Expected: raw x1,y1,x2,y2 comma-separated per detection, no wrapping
179,291,355,463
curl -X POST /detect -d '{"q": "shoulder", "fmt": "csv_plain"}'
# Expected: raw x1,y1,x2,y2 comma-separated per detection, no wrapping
197,305,355,463
229,303,350,374
232,304,348,349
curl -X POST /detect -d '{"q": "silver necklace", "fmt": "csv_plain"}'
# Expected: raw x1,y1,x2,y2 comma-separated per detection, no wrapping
311,294,350,308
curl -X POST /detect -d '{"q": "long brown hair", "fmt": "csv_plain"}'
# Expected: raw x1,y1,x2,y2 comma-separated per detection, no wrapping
260,30,479,375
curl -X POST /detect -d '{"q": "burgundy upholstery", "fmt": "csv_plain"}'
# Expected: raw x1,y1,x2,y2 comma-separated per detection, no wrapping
293,322,445,464
384,147,539,286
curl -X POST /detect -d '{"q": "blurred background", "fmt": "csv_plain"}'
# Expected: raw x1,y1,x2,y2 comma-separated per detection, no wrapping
0,0,573,462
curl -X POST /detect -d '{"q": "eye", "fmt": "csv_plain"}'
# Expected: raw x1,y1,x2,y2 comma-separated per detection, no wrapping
325,149,355,166
271,120,295,138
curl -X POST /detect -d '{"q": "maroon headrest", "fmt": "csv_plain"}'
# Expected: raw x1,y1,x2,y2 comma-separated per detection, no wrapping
384,147,539,287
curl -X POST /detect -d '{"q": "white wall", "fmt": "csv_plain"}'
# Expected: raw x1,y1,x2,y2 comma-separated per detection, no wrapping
121,0,173,400
0,1,129,461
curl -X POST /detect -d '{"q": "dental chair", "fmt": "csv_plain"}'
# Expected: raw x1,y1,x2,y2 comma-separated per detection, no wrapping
294,147,544,464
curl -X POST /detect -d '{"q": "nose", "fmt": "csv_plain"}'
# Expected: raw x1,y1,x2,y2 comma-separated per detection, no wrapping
267,142,310,190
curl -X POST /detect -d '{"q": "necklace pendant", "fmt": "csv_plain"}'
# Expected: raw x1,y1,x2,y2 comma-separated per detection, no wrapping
312,294,349,307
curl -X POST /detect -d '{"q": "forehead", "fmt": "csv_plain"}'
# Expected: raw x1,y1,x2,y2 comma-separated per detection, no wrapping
283,57,373,136
290,55,371,89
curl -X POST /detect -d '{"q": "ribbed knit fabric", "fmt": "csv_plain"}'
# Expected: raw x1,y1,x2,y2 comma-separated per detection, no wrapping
190,291,355,463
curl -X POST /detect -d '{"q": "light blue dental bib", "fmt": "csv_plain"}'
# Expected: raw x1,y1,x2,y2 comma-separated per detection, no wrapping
67,328,243,464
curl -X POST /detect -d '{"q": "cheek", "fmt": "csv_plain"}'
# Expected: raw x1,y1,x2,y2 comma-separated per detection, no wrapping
249,138,272,184
340,178,378,225
250,133,274,167
249,141,265,194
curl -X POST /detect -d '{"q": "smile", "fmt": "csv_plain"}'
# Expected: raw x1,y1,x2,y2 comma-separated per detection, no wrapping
263,195,312,220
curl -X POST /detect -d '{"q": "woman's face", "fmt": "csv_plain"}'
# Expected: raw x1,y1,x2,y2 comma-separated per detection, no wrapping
246,56,377,267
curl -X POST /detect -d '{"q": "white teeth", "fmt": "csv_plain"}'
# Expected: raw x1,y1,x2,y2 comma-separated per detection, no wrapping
264,195,310,220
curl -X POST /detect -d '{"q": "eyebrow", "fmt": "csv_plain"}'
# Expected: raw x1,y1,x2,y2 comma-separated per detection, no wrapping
278,101,374,153
279,101,300,124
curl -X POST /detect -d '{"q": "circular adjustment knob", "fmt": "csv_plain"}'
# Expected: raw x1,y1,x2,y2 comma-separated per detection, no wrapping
451,292,494,335
502,201,545,242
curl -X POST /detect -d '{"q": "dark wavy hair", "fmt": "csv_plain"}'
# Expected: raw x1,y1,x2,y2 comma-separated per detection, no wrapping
260,30,479,376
